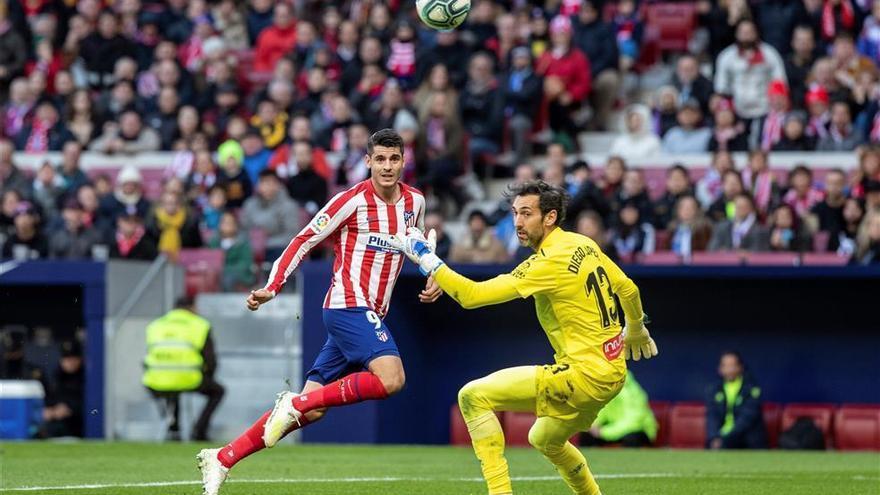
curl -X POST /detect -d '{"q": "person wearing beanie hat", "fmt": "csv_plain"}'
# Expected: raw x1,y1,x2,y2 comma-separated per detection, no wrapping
95,165,151,233
217,140,252,208
805,84,831,139
760,79,790,151
536,15,591,150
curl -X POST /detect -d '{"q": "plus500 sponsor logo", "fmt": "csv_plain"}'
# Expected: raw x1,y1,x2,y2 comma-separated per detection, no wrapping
366,234,400,253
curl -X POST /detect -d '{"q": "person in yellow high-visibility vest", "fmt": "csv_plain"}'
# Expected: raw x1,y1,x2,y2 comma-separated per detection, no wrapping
143,296,224,441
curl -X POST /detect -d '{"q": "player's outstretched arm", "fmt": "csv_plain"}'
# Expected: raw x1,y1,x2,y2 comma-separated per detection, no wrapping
393,228,520,309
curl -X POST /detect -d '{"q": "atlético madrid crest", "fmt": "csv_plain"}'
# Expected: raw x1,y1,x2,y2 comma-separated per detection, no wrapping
376,330,389,342
404,210,415,227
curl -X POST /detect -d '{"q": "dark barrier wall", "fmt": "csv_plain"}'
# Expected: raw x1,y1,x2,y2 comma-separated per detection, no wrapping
300,262,880,445
0,261,106,438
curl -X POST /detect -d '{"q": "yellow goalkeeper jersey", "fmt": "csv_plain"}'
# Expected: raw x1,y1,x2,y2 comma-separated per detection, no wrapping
434,227,644,377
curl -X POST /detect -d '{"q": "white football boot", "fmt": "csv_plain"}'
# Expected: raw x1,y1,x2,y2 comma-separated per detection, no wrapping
197,448,229,495
262,391,302,448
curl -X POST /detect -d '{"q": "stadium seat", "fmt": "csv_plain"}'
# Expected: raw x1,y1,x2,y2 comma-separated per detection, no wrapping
501,412,579,447
645,2,698,52
650,400,671,447
834,404,880,451
178,248,224,296
248,228,268,265
801,253,849,266
654,230,671,251
762,402,782,448
780,403,836,448
744,252,800,266
812,231,831,253
640,251,681,266
668,402,706,449
689,252,743,266
449,404,471,446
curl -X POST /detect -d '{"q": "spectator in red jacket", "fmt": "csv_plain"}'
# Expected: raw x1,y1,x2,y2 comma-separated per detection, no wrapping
253,3,297,73
535,15,591,151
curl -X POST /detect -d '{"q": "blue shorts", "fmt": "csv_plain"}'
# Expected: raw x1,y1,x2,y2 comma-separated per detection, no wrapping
305,307,400,385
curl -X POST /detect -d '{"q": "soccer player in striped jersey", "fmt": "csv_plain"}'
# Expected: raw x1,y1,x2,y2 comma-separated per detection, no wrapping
198,129,441,495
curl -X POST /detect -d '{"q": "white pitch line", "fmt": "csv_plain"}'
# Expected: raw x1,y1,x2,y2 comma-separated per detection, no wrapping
2,473,878,492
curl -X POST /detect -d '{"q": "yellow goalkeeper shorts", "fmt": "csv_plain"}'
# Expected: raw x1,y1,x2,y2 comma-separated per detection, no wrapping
535,362,626,421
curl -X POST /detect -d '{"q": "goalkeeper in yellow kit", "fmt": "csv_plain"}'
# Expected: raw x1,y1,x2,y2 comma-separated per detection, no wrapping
393,180,658,495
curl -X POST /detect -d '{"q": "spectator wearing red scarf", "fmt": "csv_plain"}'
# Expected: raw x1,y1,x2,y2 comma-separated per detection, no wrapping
760,80,790,151
821,0,857,43
110,213,158,260
714,19,787,145
14,101,73,152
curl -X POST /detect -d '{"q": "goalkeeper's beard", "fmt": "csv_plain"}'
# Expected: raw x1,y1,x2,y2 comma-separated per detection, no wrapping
517,228,543,251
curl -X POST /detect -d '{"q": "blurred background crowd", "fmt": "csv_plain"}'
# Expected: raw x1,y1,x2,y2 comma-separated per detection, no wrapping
2,0,880,290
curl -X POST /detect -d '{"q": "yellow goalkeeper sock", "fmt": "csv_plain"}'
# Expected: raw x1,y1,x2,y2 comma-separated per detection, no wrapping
466,412,512,495
541,441,599,495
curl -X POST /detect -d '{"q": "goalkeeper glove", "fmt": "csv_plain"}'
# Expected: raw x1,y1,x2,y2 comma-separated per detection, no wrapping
622,319,658,361
392,227,445,276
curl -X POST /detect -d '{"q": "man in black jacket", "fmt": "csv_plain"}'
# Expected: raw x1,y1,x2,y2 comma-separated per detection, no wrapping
573,1,620,130
672,55,714,118
460,52,504,178
502,47,542,164
706,351,768,449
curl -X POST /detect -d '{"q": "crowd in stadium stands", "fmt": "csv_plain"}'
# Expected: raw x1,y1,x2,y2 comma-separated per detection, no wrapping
2,0,880,284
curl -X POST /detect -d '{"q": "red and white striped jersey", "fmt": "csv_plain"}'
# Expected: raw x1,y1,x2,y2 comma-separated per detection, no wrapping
264,179,426,317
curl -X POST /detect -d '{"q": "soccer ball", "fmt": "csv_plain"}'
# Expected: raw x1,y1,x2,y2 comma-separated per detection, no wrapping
415,0,471,31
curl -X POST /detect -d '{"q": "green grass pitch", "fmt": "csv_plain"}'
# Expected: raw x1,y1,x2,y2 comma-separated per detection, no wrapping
1,442,878,494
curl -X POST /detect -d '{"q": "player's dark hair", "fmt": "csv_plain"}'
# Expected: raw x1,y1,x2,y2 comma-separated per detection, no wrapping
367,128,404,155
506,180,569,226
174,296,195,310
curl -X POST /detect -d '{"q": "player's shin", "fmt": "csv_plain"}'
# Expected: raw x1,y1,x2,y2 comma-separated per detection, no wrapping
466,412,513,495
539,441,600,495
294,371,389,413
217,409,311,469
528,421,600,495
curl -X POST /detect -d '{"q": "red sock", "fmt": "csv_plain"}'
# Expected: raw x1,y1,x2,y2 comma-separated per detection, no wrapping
216,410,310,469
295,372,389,414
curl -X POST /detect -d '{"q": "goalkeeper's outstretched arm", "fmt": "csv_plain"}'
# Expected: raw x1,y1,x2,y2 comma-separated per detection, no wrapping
432,266,522,309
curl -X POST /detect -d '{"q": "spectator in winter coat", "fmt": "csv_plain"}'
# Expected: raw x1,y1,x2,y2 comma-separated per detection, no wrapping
449,210,509,264
706,351,768,449
78,11,137,90
773,112,817,151
672,54,714,117
817,100,862,151
109,213,158,260
89,110,161,154
668,195,714,259
662,100,712,153
502,47,542,164
145,190,203,262
253,3,297,73
768,203,813,253
714,20,787,131
708,193,771,252
48,199,101,259
536,15,591,150
97,165,151,231
240,170,301,260
14,101,73,152
610,104,661,160
460,53,504,172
